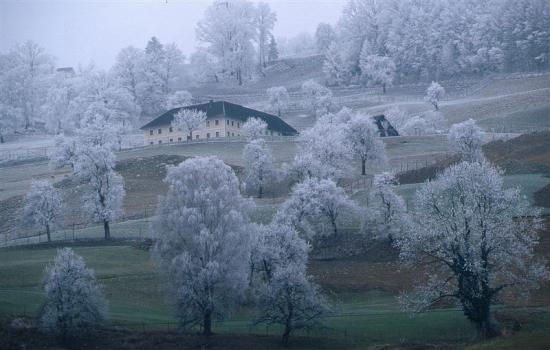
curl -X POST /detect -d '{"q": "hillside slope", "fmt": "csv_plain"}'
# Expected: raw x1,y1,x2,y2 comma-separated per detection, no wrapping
398,131,550,185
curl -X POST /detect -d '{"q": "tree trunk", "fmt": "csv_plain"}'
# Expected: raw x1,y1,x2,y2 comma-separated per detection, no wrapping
278,108,281,117
258,184,263,199
203,310,212,336
475,313,499,339
435,102,439,111
282,323,291,346
189,130,193,141
330,215,338,236
382,83,386,94
361,159,366,175
103,220,111,240
46,224,51,242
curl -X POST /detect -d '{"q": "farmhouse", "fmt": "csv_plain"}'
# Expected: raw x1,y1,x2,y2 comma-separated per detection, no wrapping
140,100,298,145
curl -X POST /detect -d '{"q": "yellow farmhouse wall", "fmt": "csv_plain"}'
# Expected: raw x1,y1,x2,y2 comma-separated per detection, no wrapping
143,116,282,145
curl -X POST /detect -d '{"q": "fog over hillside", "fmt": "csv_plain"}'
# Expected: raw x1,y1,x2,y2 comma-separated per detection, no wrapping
1,1,550,349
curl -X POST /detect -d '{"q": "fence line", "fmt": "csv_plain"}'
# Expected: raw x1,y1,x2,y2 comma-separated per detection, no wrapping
12,302,549,342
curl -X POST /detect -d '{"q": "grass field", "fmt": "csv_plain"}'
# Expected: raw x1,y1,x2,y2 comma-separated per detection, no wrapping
0,243,474,348
2,241,550,349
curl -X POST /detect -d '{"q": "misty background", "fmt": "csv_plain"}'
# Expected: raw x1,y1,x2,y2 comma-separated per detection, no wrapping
0,0,345,68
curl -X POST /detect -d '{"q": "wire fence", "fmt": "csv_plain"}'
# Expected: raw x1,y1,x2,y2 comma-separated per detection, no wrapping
12,303,550,344
1,204,157,249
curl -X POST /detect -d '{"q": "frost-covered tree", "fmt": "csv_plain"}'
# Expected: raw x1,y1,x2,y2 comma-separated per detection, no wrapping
41,73,82,134
359,54,395,94
267,34,279,62
111,46,144,103
6,41,55,129
139,37,184,114
55,117,125,240
76,70,140,133
366,172,408,243
251,222,329,346
344,114,386,175
21,180,64,242
242,117,268,140
74,142,124,240
165,90,193,110
40,248,107,340
189,49,220,83
401,111,446,136
425,82,445,110
384,106,408,135
50,134,78,170
251,223,309,284
256,264,330,346
301,80,333,117
396,161,548,338
196,1,257,85
256,2,277,68
289,121,351,180
323,42,348,86
152,156,254,336
242,139,276,198
315,23,337,54
448,119,485,162
319,106,354,125
276,177,358,238
0,103,20,143
171,108,207,140
266,86,289,117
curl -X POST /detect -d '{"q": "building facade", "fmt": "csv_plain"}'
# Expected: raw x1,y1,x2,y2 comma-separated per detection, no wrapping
140,100,298,145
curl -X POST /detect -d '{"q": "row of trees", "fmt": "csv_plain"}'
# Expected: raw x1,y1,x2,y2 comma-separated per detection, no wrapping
0,38,191,140
320,0,550,86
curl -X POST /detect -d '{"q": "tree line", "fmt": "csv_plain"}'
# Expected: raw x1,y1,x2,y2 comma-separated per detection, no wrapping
320,0,550,86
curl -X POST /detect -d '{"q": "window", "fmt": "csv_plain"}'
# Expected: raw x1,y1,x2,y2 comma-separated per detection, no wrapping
226,119,229,125
207,120,210,127
216,131,219,137
196,134,199,139
187,135,191,140
158,128,162,134
158,140,162,144
150,141,154,145
169,126,173,132
215,119,219,126
178,137,182,142
207,133,210,138
227,132,230,137
237,122,240,128
231,121,234,126
149,130,153,136
170,138,173,142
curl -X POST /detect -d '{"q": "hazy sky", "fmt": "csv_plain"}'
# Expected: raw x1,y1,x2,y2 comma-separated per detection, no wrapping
0,0,345,68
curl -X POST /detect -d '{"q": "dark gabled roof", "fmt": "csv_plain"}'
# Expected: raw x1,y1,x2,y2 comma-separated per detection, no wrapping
373,114,399,137
140,100,298,135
